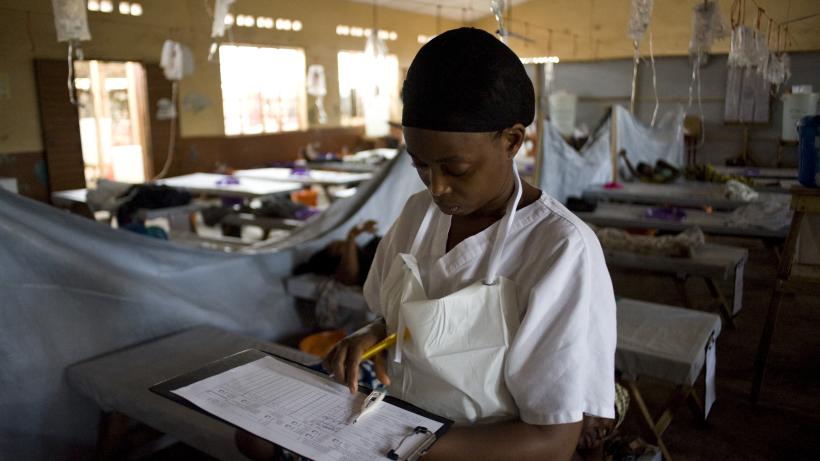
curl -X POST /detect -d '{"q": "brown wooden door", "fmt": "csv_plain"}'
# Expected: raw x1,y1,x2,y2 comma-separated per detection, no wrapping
33,59,86,196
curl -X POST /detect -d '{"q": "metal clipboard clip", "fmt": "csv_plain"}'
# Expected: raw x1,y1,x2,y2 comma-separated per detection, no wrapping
387,426,437,461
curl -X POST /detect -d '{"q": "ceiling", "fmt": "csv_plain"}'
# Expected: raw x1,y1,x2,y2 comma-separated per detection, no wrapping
348,0,530,23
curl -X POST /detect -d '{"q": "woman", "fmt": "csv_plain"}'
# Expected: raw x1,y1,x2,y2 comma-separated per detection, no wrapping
238,27,616,461
325,28,616,460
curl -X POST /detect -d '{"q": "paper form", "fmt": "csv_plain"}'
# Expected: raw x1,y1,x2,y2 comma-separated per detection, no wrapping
172,356,443,460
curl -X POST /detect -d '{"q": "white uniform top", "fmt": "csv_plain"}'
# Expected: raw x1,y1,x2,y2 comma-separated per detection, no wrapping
364,190,616,425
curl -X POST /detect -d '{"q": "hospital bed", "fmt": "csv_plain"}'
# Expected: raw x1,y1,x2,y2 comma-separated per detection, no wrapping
617,298,721,461
604,243,747,327
154,172,302,199
234,167,373,204
582,182,785,211
712,166,797,180
576,202,789,240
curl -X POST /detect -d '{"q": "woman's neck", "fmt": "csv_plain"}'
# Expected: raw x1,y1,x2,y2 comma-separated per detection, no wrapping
446,180,541,252
468,172,516,220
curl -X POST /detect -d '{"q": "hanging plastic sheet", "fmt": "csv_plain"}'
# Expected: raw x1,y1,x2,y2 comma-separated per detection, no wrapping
490,0,507,42
689,1,728,66
726,2,789,89
0,151,424,459
155,40,194,179
362,35,390,137
307,65,328,124
211,0,236,38
160,40,195,82
538,106,684,203
627,0,656,119
628,0,653,42
51,0,91,42
51,0,91,105
209,0,236,60
728,25,755,68
725,65,769,123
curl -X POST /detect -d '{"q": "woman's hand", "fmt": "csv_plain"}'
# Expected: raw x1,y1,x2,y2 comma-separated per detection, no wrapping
323,320,390,393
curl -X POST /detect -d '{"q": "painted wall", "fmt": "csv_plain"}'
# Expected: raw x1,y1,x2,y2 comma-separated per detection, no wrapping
471,0,820,62
0,0,460,155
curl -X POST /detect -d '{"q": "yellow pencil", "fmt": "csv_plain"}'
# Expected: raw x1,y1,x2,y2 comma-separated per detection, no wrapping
360,330,408,361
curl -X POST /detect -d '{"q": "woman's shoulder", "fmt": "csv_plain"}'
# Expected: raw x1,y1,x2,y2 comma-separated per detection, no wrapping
378,191,432,250
523,192,601,250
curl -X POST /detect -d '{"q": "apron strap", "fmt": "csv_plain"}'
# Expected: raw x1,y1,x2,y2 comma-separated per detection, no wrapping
409,201,436,257
484,167,522,285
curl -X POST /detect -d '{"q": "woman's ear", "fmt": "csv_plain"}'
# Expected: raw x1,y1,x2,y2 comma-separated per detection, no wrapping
502,124,527,160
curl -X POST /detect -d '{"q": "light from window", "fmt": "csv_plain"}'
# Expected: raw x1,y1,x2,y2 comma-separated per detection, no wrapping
220,45,307,135
336,25,398,41
337,50,399,129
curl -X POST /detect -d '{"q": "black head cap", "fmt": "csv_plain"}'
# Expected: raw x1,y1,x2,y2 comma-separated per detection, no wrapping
401,27,535,132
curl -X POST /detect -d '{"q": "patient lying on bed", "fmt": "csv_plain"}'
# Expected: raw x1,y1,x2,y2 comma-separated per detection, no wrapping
293,220,381,286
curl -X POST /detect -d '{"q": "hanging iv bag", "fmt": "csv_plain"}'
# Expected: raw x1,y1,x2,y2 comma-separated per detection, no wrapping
51,0,91,42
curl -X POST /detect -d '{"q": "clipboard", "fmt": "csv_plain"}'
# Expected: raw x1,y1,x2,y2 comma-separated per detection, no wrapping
150,348,452,461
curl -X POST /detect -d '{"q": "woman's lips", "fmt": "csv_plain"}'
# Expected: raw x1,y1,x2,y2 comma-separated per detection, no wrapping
435,202,461,214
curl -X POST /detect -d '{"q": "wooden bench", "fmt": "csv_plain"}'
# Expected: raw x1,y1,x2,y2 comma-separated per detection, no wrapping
617,298,721,461
605,243,748,327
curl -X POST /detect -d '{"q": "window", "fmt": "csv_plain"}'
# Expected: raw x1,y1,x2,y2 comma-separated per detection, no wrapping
337,51,400,128
219,45,307,135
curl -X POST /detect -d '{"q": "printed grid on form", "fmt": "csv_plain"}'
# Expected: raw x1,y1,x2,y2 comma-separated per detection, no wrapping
172,356,443,460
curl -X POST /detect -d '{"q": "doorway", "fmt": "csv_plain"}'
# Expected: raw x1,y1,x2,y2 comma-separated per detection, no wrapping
74,60,151,186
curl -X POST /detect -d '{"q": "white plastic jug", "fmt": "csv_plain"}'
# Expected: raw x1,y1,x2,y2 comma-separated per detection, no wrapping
782,92,819,141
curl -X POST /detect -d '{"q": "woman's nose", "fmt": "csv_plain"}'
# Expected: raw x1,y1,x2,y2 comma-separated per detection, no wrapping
429,169,451,197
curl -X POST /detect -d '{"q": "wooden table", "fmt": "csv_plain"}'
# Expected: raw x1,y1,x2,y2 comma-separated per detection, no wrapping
752,186,820,402
583,182,785,211
576,202,789,240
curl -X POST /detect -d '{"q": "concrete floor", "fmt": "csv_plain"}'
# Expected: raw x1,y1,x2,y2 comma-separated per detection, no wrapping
148,236,820,461
611,236,820,461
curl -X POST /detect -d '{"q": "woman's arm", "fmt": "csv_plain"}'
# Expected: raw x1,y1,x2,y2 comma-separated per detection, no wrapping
424,419,582,461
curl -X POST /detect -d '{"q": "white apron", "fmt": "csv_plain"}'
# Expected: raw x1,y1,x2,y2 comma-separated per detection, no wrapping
380,169,524,424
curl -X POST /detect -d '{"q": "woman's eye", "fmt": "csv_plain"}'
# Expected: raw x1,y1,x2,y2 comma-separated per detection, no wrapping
445,165,470,177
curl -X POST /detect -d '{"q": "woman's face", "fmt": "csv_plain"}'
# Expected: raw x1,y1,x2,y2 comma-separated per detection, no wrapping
403,125,524,217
